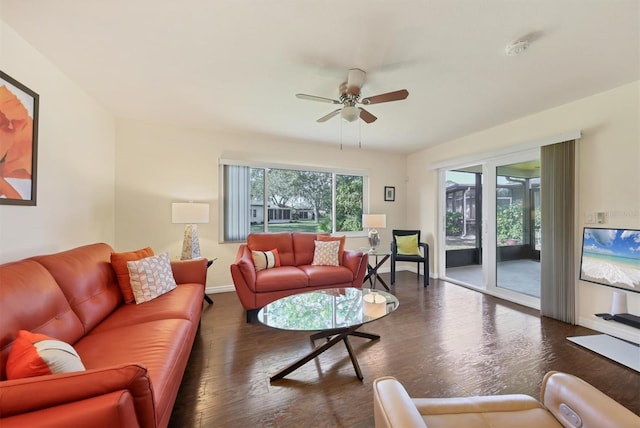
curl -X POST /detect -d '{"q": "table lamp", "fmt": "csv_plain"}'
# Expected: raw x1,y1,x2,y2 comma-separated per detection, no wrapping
362,214,386,252
172,202,210,260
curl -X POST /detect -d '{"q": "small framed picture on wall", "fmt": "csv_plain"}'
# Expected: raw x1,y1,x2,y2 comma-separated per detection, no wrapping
384,186,395,202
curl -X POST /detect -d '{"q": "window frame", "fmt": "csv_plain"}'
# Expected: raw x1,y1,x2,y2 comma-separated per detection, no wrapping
219,158,370,243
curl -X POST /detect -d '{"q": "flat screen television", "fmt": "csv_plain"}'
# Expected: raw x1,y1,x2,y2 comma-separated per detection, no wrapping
579,227,640,293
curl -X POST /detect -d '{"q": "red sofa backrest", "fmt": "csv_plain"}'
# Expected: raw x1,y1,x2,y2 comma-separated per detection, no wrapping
247,232,296,266
292,232,321,265
247,232,329,266
0,260,85,380
31,243,122,334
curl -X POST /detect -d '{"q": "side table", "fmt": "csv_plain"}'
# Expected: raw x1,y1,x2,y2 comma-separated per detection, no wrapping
362,251,391,290
204,258,216,304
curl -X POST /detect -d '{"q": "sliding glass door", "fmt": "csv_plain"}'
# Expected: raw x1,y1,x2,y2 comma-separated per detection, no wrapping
444,167,483,287
440,149,541,308
495,160,541,298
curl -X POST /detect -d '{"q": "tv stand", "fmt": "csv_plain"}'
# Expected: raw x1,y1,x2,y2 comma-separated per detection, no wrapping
595,313,640,329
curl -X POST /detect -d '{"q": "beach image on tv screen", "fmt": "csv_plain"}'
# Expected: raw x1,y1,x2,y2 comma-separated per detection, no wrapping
580,228,640,290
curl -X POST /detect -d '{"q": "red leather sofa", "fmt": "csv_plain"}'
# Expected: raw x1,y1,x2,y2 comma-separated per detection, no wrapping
230,232,368,321
0,243,207,428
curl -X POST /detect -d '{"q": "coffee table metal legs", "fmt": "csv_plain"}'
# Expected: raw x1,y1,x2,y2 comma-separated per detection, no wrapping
269,325,380,382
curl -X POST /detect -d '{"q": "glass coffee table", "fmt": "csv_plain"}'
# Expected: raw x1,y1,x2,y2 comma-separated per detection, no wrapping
258,287,399,382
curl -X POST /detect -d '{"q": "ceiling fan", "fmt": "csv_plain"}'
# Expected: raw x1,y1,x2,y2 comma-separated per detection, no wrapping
296,68,409,124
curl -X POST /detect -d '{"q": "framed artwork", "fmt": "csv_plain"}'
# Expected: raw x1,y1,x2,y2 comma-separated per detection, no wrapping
384,186,395,202
0,71,39,206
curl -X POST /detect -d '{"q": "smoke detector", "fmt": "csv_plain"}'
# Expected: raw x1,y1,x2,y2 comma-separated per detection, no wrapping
505,40,529,56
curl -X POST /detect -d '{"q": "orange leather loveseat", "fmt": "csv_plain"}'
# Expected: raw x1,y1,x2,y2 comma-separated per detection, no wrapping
0,243,207,428
231,232,368,321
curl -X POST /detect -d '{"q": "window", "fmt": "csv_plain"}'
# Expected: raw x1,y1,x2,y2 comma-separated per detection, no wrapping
222,161,367,242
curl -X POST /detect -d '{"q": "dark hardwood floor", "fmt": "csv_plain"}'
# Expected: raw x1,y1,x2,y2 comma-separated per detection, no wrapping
169,271,640,427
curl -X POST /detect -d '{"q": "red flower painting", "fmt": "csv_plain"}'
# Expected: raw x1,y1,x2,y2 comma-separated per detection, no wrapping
0,72,38,205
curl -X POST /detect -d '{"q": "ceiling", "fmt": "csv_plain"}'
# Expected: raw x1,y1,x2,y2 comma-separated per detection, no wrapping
2,0,639,154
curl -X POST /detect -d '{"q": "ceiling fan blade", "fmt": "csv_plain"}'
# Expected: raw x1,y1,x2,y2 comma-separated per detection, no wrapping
361,89,409,105
296,93,341,104
358,108,377,123
317,109,342,123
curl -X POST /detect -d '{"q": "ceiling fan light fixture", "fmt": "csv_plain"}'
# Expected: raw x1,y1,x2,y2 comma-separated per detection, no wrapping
341,105,360,122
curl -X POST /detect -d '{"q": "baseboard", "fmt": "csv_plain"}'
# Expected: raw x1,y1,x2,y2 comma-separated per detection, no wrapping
206,284,236,294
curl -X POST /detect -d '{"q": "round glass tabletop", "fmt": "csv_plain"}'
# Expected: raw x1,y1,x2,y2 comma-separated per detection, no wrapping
257,287,399,332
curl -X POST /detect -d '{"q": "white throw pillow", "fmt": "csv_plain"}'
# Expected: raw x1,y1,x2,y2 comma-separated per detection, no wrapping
127,252,177,304
6,330,85,380
312,240,340,266
252,248,281,272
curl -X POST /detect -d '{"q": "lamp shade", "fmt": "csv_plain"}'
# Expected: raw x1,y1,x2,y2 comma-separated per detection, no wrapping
362,214,386,229
172,202,210,224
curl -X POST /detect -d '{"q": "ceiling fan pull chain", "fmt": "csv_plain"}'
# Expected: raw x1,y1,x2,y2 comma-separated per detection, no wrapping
340,118,343,150
359,120,362,149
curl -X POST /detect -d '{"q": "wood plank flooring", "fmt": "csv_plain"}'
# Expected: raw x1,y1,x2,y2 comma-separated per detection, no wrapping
169,271,640,427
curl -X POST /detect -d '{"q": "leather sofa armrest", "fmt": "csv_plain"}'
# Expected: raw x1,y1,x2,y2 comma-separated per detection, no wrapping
0,390,140,428
0,363,156,428
373,376,427,428
541,371,640,428
343,250,368,285
230,245,257,292
170,258,208,284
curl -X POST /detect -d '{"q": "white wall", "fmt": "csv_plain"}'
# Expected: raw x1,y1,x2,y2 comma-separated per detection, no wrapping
0,20,116,262
114,118,407,290
407,81,640,343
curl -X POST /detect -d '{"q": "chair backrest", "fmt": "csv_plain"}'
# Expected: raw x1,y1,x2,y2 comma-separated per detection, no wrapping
392,230,421,243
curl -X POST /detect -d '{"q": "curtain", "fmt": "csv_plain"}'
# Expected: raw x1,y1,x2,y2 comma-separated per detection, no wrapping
540,140,575,323
223,165,250,241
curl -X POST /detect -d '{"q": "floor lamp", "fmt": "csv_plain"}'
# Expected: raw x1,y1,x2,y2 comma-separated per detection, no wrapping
362,214,386,252
172,202,210,260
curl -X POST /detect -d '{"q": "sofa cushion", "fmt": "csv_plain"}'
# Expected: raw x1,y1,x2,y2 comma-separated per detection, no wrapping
90,283,205,334
127,253,177,304
252,248,281,272
0,260,84,381
248,233,296,266
312,240,340,266
77,318,195,427
298,265,355,287
110,246,154,304
254,266,309,292
31,243,122,333
292,232,322,266
6,330,85,380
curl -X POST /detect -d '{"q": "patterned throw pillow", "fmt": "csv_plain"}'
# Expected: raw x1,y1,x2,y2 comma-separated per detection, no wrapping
6,330,85,380
312,240,340,266
126,252,177,304
316,235,346,263
396,234,422,256
111,246,154,304
252,248,281,272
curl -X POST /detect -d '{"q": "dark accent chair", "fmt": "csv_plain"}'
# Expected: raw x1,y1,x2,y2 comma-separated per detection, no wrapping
390,229,429,287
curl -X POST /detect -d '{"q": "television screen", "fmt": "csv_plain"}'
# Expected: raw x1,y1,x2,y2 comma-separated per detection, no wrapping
579,227,640,293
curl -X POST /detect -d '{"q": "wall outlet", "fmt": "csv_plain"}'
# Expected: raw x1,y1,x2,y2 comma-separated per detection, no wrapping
584,212,595,224
596,212,606,224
